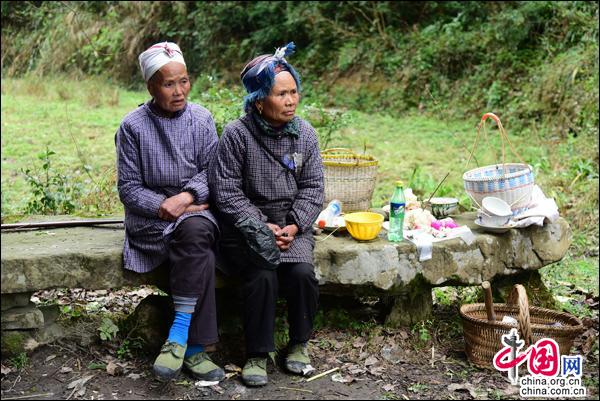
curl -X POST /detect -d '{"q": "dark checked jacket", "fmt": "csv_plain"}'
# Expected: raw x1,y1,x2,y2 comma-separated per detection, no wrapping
208,113,324,269
115,101,218,273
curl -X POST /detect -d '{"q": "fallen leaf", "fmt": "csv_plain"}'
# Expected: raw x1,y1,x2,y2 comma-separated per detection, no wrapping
67,375,94,389
581,317,596,328
447,382,486,398
368,366,387,376
349,367,367,375
397,330,409,340
326,356,342,365
87,362,107,370
106,361,123,376
45,354,57,362
502,384,520,396
581,335,596,355
67,374,94,397
224,364,242,373
24,338,40,352
331,373,354,383
555,295,573,303
364,356,379,366
353,337,367,348
211,384,225,394
380,345,403,364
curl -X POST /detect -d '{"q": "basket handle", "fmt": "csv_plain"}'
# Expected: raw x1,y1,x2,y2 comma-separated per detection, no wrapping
506,284,533,346
482,281,496,322
464,113,530,175
321,147,363,166
321,147,360,156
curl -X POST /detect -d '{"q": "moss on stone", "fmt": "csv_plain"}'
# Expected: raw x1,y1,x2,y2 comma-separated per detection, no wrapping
1,331,26,357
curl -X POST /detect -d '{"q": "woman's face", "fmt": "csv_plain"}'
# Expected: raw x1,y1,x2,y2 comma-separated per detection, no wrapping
258,71,299,127
148,62,190,115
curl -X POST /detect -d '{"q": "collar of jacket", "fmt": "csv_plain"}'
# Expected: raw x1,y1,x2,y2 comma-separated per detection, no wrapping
251,111,300,139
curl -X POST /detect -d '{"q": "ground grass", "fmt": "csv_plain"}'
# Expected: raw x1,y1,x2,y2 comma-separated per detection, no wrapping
1,74,598,311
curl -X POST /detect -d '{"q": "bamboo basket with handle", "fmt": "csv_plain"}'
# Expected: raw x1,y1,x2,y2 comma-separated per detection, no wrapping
460,283,584,369
463,113,535,214
321,148,378,212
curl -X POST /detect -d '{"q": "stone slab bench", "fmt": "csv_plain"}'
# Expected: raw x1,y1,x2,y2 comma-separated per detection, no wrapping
1,212,571,351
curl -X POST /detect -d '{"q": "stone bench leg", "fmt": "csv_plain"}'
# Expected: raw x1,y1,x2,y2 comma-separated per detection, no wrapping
381,280,433,327
1,292,64,356
491,270,558,309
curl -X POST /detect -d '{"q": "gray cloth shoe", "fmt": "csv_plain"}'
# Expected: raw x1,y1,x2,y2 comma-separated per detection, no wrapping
153,341,186,382
183,352,225,381
241,357,268,387
285,343,311,375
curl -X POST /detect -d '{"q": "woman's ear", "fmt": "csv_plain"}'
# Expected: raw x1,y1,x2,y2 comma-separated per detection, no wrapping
256,101,264,115
146,82,154,98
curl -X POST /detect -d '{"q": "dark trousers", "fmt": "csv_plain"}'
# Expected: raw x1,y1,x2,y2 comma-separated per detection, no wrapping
168,216,219,345
241,262,319,354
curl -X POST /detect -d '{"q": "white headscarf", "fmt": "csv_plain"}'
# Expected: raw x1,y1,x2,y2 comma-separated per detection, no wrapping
138,42,186,82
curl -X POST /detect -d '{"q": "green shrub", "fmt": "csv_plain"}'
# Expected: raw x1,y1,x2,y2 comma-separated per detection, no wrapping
22,147,82,215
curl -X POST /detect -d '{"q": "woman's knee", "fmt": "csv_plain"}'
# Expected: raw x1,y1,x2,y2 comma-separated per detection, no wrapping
285,262,317,283
244,268,278,294
175,217,217,244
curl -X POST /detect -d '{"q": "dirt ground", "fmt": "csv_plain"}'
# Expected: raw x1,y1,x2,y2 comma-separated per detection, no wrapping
1,290,598,400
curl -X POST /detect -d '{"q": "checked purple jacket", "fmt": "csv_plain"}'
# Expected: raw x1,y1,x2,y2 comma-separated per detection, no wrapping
115,101,218,272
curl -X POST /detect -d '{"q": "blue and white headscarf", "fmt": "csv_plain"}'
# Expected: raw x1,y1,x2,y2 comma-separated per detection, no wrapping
240,42,302,113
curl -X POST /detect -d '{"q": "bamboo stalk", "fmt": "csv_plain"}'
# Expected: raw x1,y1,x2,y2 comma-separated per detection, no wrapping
305,367,340,383
2,393,54,400
1,219,123,230
278,387,313,393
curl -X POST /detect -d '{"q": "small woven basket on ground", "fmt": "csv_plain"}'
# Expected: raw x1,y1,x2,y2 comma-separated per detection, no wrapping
463,113,534,214
460,283,584,369
321,148,378,212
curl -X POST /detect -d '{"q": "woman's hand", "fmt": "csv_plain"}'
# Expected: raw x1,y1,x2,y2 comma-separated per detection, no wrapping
184,203,209,213
158,192,194,221
274,224,298,251
266,223,281,236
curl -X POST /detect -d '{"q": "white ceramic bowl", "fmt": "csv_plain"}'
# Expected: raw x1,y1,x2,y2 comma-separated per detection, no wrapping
477,211,511,227
482,197,512,217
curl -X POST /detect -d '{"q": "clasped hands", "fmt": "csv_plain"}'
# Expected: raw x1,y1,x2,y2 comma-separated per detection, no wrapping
158,192,208,222
159,193,297,251
266,223,298,251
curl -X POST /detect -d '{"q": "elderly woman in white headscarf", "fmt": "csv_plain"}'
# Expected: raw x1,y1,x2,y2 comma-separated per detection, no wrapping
115,41,224,382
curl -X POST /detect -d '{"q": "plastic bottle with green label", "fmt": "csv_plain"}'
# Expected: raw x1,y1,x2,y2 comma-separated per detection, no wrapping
388,181,406,242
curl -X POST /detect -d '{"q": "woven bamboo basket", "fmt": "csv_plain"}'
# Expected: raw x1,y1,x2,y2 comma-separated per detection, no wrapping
463,113,534,214
460,284,584,369
321,148,378,212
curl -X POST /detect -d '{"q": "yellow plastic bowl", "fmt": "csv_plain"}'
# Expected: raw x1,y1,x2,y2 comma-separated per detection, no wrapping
344,212,384,241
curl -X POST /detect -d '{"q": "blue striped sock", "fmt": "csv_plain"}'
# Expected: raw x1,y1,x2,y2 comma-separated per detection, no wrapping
167,311,192,347
184,344,205,358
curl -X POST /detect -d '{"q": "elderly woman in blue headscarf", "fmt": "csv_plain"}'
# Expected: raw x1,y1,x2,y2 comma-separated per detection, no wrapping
115,42,225,382
209,42,324,387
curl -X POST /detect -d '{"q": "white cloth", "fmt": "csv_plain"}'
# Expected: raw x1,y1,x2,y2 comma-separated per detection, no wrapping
138,42,186,81
511,185,559,228
383,222,475,262
402,226,475,261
